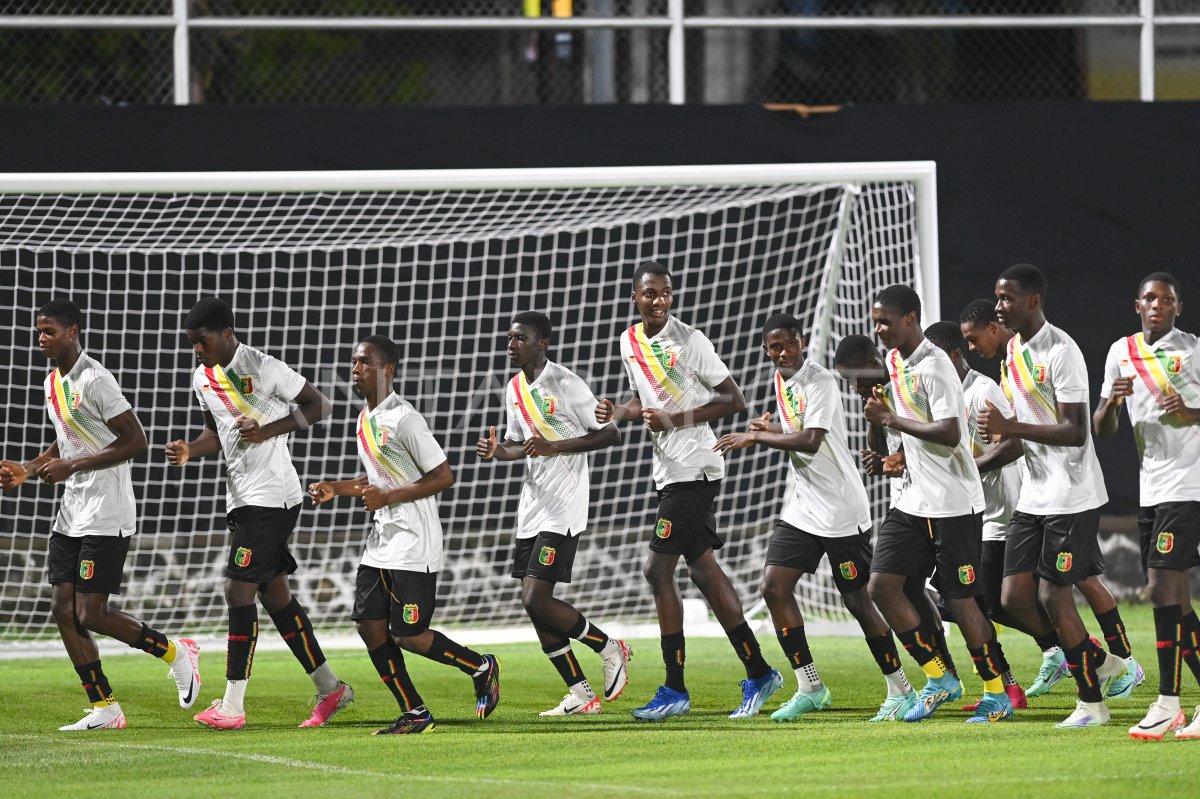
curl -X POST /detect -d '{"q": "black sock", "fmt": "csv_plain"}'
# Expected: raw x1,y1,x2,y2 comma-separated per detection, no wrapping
776,625,814,670
566,613,610,654
896,625,941,669
226,604,258,681
726,621,770,680
865,633,904,675
933,625,958,677
661,630,686,692
268,598,327,674
423,630,485,675
1064,638,1103,703
368,641,423,712
130,623,170,658
1034,630,1061,652
1154,605,1183,697
75,660,114,704
1182,612,1200,687
543,639,588,689
968,635,1005,685
1095,607,1133,659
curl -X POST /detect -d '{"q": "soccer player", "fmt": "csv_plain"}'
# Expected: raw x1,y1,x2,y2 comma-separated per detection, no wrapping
922,321,1029,711
978,263,1129,728
1093,272,1200,740
962,297,1143,700
862,285,1013,724
595,261,782,721
308,335,500,734
713,314,916,722
0,300,199,731
165,297,350,731
474,312,629,717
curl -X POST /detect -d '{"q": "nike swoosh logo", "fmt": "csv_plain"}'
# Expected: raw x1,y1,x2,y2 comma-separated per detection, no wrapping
183,681,194,705
1136,720,1170,730
85,720,107,729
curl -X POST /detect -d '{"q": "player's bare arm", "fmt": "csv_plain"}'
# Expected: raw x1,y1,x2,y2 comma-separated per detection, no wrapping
359,460,453,511
523,425,620,458
36,409,147,485
596,394,643,424
714,412,826,455
979,398,1089,447
237,382,331,444
307,474,368,505
973,435,1022,473
0,441,59,490
646,374,746,433
864,386,960,447
1092,375,1134,438
475,425,525,462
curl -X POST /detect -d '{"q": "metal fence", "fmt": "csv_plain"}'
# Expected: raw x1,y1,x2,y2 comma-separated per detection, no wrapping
4,1,1200,105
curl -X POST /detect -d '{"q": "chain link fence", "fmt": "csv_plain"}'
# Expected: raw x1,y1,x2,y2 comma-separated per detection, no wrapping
2,1,1200,104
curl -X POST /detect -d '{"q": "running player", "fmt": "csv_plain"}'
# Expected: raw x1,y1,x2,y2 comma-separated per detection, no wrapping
474,311,629,717
1093,272,1200,740
979,264,1129,728
165,298,350,730
308,335,500,734
863,285,1012,724
922,321,1028,711
595,261,782,721
961,297,1143,700
713,314,916,722
0,300,199,731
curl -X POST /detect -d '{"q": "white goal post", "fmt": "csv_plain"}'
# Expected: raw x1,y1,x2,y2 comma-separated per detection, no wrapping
0,162,938,648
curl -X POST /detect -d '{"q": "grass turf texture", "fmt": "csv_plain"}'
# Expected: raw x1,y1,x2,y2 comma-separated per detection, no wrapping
1,603,1193,798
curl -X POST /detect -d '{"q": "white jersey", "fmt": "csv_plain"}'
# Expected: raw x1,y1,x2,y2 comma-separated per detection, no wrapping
775,362,871,537
883,338,985,518
619,315,731,489
1001,323,1108,515
356,393,447,572
44,352,137,537
192,343,307,511
1101,328,1200,506
503,361,610,539
963,369,1023,541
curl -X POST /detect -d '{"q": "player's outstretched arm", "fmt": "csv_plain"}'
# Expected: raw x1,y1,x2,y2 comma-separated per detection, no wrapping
36,409,147,485
1093,376,1133,439
165,409,221,465
980,399,1089,447
308,475,368,505
359,461,453,511
475,426,524,462
237,382,331,444
864,386,959,446
0,441,59,490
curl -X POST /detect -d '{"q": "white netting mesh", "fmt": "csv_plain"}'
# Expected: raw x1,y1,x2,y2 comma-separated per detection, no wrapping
0,173,924,644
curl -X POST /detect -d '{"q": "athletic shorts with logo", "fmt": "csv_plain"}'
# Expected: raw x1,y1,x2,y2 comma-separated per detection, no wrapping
651,479,723,564
511,531,579,583
872,508,984,600
766,521,871,595
979,539,1006,619
46,532,130,595
1139,501,1200,572
1003,508,1101,586
224,503,300,582
351,566,437,637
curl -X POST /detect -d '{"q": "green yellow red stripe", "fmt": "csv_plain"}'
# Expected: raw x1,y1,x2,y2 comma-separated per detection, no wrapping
50,370,105,450
628,324,687,408
775,372,804,431
512,373,565,441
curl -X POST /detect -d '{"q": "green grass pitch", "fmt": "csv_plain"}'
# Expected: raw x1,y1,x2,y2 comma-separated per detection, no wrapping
1,603,1195,798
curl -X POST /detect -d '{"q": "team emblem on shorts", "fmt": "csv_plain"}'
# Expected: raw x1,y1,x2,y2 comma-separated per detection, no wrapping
539,546,556,566
1157,531,1175,554
1167,355,1182,374
1056,552,1073,572
78,560,95,580
839,561,858,581
234,547,252,568
402,604,419,625
1033,364,1047,383
958,564,975,585
655,518,672,539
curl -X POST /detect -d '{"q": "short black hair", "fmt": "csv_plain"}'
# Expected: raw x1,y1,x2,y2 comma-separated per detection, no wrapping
360,335,400,368
923,321,967,357
999,263,1047,302
834,334,881,367
874,284,922,320
184,297,235,332
632,260,671,287
959,298,999,327
762,313,803,340
1139,271,1181,298
36,299,83,331
511,311,552,342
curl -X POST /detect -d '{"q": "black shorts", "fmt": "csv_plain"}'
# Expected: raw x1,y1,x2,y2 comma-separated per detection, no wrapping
224,504,300,583
1004,508,1101,586
46,533,130,595
351,565,437,637
871,508,983,600
651,479,724,565
1139,502,1200,573
766,521,872,595
511,531,579,584
979,539,1006,618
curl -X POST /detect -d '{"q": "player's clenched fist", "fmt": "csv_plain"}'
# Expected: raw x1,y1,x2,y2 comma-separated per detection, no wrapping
359,484,392,511
1108,376,1135,405
0,461,29,490
165,439,190,465
595,398,615,424
859,448,883,476
882,452,907,477
307,481,335,505
475,426,498,459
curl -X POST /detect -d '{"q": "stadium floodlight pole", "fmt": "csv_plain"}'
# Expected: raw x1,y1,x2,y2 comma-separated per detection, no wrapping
173,0,189,106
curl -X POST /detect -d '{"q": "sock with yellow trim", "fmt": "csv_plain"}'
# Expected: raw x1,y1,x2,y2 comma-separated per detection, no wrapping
423,630,485,675
269,598,329,677
369,640,423,712
567,613,611,654
130,623,173,661
969,635,1006,694
1095,607,1133,659
226,603,258,681
543,639,588,689
75,660,116,705
1063,638,1104,703
897,625,947,679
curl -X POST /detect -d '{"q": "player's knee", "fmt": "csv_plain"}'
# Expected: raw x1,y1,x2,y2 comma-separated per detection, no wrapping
520,580,547,613
841,587,870,618
73,596,104,630
758,576,789,604
866,575,893,606
1146,572,1178,607
49,594,76,628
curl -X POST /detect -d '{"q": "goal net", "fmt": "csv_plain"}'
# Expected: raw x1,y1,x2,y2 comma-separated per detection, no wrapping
0,163,938,645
